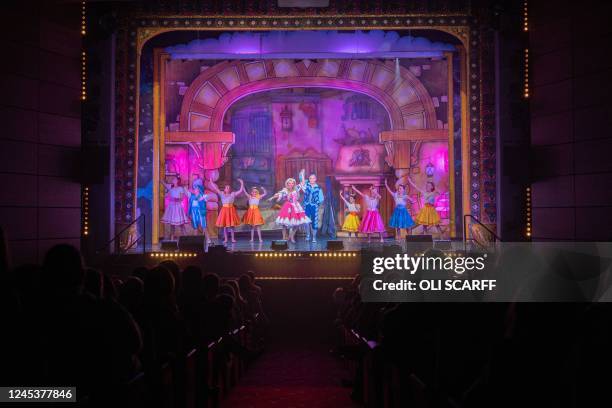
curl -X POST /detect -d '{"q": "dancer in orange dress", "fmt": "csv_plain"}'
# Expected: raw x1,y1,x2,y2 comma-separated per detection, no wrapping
242,186,267,242
210,178,244,243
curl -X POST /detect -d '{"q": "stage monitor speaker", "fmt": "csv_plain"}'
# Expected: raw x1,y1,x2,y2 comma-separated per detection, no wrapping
270,240,288,251
326,240,344,251
160,240,178,251
178,235,206,252
405,235,433,254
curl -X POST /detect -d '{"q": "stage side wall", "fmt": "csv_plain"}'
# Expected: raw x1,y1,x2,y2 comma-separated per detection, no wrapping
530,0,612,240
0,2,82,264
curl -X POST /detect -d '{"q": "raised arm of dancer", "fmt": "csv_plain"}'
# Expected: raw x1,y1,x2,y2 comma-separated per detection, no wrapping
407,176,425,194
351,185,364,197
268,189,283,202
207,180,222,196
339,190,350,206
298,168,306,187
259,187,268,199
237,178,245,197
384,179,395,196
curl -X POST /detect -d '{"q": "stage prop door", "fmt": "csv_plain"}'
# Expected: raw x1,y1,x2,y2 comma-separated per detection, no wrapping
230,110,275,199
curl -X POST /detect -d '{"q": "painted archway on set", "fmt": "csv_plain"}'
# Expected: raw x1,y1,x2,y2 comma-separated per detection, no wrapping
178,58,439,132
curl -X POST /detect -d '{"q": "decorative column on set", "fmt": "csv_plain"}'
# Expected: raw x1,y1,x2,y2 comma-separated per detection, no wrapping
165,131,235,236
379,128,449,222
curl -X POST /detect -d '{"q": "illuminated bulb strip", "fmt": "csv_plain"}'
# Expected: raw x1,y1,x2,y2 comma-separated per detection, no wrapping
150,253,198,258
525,186,532,238
523,48,529,98
523,0,528,32
81,1,86,36
81,51,86,101
82,186,89,236
254,252,358,258
81,1,87,101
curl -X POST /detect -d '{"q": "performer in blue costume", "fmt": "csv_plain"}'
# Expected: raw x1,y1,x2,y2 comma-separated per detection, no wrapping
187,185,213,244
299,169,324,243
192,174,205,195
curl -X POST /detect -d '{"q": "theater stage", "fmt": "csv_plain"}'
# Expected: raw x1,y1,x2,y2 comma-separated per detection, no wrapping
145,234,456,254
111,234,459,280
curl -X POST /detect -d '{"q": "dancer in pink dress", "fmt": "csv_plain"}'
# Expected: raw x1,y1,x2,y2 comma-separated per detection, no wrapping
352,185,385,243
161,177,189,240
269,178,311,243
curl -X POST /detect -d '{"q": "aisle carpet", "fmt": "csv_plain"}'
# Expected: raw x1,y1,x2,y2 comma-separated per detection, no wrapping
221,343,360,408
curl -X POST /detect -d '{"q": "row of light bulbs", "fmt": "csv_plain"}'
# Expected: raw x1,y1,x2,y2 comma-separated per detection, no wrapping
524,48,529,99
523,0,528,32
81,1,86,35
150,252,198,258
82,186,89,236
81,1,88,238
524,2,532,239
254,252,359,258
526,187,532,238
255,252,302,258
81,1,87,101
524,1,530,98
310,252,358,258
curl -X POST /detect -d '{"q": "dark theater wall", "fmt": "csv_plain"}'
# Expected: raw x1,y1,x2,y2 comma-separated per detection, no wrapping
0,2,82,264
530,1,612,240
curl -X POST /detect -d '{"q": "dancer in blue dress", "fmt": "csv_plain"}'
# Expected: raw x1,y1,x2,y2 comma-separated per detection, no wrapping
385,179,415,240
187,185,213,244
299,169,324,243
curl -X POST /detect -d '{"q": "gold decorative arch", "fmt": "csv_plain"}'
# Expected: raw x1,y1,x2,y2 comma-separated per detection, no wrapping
117,14,485,243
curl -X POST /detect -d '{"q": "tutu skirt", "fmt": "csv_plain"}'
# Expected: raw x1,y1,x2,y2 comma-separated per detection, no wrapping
162,200,189,226
359,209,385,233
276,202,311,227
342,212,361,232
243,205,265,226
415,203,441,226
216,204,241,227
389,205,415,229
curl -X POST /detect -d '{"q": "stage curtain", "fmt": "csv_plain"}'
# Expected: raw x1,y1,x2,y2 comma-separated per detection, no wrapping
320,176,338,238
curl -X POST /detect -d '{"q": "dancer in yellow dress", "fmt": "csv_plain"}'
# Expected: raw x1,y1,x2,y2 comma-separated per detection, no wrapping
408,178,443,234
242,186,267,242
339,190,361,238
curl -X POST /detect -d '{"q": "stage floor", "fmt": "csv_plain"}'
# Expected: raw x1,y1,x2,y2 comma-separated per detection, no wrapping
142,236,460,254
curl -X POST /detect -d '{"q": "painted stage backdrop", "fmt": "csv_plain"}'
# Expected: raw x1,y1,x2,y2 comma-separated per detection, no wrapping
135,31,459,240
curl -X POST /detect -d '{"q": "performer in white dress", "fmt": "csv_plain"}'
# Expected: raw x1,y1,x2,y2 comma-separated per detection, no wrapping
161,177,189,240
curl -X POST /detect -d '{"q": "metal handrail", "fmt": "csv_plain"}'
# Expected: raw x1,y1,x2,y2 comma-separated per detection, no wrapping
96,214,146,255
463,214,501,251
